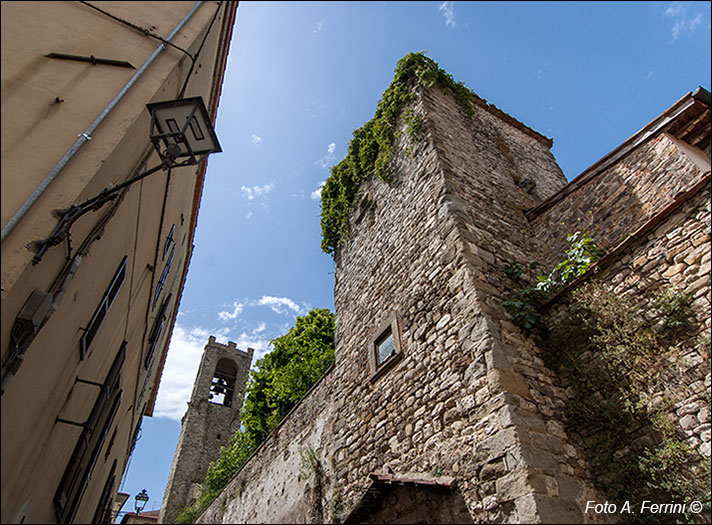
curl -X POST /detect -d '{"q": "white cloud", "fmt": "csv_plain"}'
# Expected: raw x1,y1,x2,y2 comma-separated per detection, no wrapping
218,300,245,321
439,1,456,29
316,142,337,169
663,2,703,42
313,18,326,35
257,295,306,316
250,133,263,146
153,324,230,421
311,180,326,201
229,329,273,363
241,183,275,201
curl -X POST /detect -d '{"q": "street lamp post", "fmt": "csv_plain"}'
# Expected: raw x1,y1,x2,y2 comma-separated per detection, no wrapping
134,489,149,514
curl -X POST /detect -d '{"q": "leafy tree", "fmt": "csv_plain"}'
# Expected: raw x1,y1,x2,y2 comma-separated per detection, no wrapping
242,307,335,442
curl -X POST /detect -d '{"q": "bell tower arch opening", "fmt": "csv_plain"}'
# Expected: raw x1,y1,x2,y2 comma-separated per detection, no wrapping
209,357,238,407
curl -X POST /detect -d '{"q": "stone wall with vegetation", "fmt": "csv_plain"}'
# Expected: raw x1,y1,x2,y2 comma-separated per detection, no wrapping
196,56,709,524
414,84,609,523
538,177,711,523
197,366,337,523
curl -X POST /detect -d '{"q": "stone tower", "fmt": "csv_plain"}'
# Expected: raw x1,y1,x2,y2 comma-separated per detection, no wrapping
159,337,253,524
192,65,710,524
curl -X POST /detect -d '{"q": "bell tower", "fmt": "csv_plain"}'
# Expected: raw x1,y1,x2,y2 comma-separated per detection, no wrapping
159,337,253,523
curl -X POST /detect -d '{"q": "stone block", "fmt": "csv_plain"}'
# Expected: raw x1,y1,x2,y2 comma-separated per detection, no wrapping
505,444,560,475
555,473,584,501
534,493,584,524
495,467,548,501
474,427,521,463
497,405,546,433
488,368,531,399
480,458,507,481
530,432,564,455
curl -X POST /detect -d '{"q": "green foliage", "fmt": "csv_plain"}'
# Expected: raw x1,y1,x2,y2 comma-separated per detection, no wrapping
242,308,335,443
177,309,336,522
540,231,606,292
653,286,694,334
175,505,201,524
402,108,422,147
502,231,605,335
546,283,709,523
320,51,478,256
298,445,319,480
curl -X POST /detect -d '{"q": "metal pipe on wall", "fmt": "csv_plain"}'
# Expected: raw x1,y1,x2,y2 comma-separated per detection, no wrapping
0,1,204,244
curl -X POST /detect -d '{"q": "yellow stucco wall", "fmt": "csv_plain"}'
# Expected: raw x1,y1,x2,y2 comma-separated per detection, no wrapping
0,2,236,523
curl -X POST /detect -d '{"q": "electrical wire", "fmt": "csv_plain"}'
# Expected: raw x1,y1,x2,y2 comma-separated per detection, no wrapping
178,1,225,98
77,1,194,60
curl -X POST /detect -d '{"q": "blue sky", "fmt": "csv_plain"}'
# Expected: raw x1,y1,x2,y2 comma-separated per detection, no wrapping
116,1,711,517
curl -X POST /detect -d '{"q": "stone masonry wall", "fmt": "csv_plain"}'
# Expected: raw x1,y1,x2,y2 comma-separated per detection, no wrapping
328,89,480,521
544,178,711,471
198,367,336,524
417,84,608,523
528,132,708,265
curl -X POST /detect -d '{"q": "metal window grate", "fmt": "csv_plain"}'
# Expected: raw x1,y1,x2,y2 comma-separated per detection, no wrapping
376,329,395,366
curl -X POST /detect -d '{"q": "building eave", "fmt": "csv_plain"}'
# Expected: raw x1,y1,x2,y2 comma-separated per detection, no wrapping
525,86,711,221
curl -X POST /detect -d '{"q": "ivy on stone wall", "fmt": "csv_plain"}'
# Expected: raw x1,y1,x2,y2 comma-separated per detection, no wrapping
502,231,606,335
319,51,476,256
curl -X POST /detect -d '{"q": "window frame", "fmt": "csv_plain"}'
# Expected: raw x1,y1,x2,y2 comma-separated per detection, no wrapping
54,342,125,523
79,256,127,360
145,293,172,370
368,314,403,383
152,245,174,310
163,224,175,260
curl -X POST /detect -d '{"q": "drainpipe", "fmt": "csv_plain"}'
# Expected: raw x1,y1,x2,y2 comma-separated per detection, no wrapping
1,1,204,244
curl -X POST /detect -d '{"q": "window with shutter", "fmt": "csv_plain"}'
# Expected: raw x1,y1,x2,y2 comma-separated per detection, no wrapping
54,343,125,523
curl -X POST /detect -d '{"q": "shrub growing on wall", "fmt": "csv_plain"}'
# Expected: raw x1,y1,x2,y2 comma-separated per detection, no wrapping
546,283,710,523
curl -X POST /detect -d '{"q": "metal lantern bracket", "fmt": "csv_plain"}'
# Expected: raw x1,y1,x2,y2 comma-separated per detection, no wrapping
30,96,220,265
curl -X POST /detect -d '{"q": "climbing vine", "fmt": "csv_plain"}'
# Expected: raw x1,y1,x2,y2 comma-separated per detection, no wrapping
502,231,606,335
319,51,476,256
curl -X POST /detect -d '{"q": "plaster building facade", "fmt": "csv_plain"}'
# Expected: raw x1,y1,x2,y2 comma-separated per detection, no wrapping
0,2,237,523
159,337,253,524
194,71,710,523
